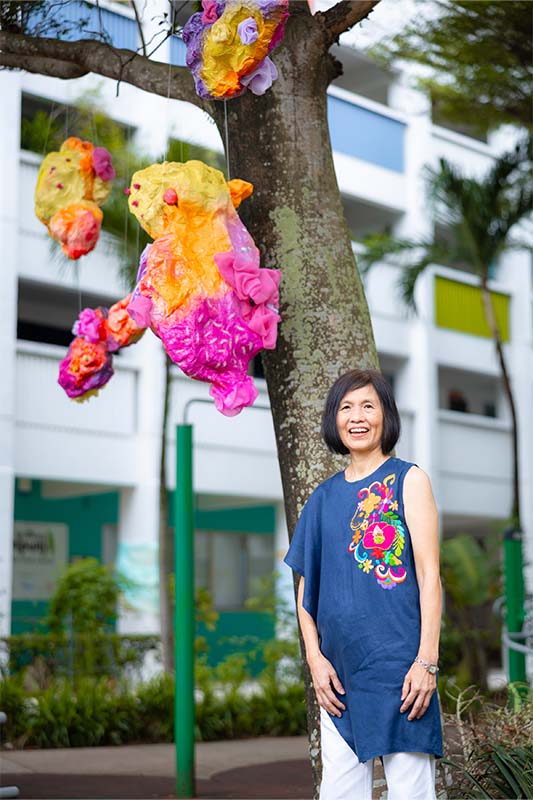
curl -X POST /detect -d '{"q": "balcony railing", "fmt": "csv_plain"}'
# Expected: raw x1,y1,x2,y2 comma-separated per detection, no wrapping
15,341,139,485
16,341,138,437
327,91,405,173
435,275,510,343
437,409,512,517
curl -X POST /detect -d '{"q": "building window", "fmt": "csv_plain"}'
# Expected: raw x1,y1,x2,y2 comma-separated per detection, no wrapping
195,531,274,611
17,280,119,348
21,93,134,156
439,366,502,419
448,389,468,413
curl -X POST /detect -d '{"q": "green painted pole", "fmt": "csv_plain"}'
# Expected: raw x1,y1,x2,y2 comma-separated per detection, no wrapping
174,424,195,798
503,526,527,685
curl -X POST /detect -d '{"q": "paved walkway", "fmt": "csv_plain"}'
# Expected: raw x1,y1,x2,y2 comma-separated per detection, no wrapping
1,731,454,799
0,737,313,799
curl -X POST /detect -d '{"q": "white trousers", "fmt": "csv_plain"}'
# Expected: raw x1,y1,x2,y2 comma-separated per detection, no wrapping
319,707,436,800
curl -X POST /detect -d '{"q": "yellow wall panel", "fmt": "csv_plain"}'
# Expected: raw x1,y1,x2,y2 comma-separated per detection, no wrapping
434,276,510,343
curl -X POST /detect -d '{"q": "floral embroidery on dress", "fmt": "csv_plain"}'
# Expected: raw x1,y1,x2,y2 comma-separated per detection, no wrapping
348,473,407,590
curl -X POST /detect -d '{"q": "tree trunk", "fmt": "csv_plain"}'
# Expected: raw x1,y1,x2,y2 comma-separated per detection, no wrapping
479,277,520,527
211,10,379,791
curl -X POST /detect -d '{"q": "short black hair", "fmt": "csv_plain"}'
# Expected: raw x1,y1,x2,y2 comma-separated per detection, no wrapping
321,368,401,455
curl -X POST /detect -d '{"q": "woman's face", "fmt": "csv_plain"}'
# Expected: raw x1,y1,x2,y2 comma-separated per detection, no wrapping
336,383,385,456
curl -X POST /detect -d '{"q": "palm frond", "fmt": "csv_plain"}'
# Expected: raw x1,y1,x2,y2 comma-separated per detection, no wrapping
396,251,440,313
357,232,432,275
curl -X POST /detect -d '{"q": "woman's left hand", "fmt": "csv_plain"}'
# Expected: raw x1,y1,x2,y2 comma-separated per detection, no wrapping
400,662,437,720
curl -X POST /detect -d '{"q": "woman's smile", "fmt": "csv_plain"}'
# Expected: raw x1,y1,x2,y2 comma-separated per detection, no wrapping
347,426,369,438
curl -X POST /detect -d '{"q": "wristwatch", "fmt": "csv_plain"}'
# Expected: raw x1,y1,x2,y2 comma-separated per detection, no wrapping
413,656,439,674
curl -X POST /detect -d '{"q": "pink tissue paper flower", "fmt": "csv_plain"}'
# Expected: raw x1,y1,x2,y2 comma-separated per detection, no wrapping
214,251,280,307
127,293,153,329
202,0,218,24
243,303,280,349
92,147,116,181
210,375,259,416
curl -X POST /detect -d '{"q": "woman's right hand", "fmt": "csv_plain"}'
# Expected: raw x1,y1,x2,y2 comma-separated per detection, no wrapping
308,652,346,717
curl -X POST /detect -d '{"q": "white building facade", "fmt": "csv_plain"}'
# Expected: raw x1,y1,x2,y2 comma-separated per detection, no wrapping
1,1,531,673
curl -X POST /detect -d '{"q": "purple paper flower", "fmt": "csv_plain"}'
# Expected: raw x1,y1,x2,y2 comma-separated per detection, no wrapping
92,147,116,182
240,56,278,95
238,17,259,45
72,307,106,343
58,338,114,400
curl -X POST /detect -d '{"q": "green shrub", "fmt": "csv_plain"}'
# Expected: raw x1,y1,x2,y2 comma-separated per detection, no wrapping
0,669,306,749
3,632,160,681
136,673,175,742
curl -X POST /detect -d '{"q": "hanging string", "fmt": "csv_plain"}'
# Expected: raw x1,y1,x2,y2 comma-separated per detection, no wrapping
62,99,84,313
123,132,130,269
41,100,57,157
74,260,83,315
90,103,98,150
165,2,175,164
223,99,231,179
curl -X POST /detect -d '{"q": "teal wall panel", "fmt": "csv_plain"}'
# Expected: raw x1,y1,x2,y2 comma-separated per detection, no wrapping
199,611,275,669
12,481,119,634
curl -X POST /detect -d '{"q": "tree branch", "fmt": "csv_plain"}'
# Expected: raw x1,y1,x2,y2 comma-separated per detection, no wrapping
0,31,207,111
0,52,87,79
319,0,381,46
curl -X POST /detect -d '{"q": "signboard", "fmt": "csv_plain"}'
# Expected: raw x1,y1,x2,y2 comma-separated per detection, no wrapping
12,522,68,600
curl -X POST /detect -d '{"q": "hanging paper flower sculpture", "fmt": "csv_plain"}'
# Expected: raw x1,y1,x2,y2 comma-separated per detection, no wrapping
125,159,281,416
59,295,145,402
35,137,115,259
183,0,289,100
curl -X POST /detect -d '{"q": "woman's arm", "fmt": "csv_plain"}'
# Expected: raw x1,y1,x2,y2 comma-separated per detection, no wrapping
399,466,443,720
297,577,346,717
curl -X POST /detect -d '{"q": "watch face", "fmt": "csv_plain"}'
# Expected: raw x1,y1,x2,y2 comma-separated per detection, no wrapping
428,665,437,674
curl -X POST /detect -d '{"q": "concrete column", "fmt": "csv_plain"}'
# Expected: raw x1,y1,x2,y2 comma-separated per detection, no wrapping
389,80,439,488
0,74,21,637
117,334,166,635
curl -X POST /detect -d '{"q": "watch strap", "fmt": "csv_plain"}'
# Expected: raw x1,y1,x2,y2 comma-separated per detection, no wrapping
413,656,439,673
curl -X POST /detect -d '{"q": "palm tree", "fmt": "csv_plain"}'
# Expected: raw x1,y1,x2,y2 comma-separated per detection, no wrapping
359,137,532,678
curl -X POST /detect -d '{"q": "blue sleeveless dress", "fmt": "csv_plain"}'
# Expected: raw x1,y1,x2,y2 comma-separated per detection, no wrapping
284,456,443,763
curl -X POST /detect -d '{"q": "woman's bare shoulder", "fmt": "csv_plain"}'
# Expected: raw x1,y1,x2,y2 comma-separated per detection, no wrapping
404,464,434,497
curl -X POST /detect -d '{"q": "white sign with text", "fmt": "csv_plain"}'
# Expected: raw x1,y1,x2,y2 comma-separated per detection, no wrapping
12,522,68,600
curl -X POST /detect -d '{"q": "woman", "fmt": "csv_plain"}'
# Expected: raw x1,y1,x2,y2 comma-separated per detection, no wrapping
284,368,443,800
